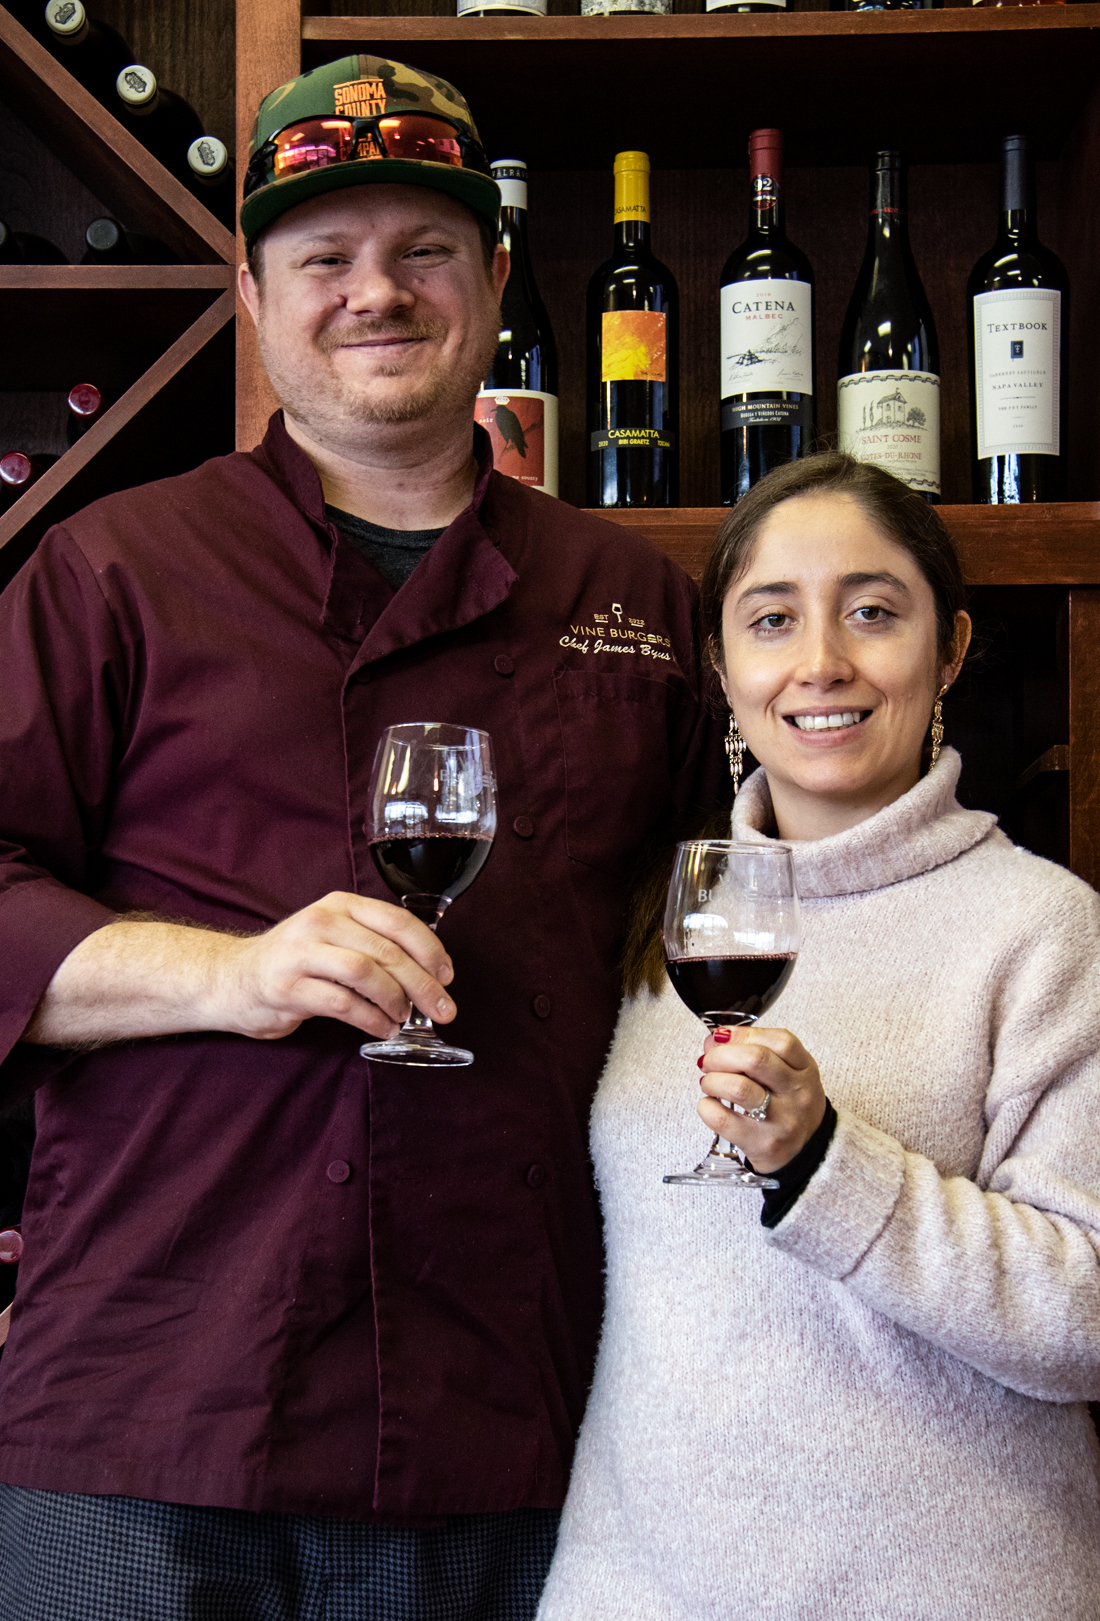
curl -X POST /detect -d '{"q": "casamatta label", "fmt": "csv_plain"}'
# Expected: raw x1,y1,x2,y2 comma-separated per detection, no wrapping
601,311,667,383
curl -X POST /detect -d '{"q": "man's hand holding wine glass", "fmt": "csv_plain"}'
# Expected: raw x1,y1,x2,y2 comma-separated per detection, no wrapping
211,891,457,1043
696,1024,827,1176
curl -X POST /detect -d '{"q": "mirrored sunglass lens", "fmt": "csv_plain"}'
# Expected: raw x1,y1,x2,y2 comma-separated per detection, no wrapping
379,116,463,167
273,120,354,178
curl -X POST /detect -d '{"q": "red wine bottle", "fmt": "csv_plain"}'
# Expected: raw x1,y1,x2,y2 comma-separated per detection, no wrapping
837,150,940,500
186,137,236,230
666,954,796,1025
44,0,132,105
968,134,1068,504
587,151,678,508
114,64,203,183
720,128,814,505
476,160,559,498
0,220,66,265
0,453,57,512
66,383,108,443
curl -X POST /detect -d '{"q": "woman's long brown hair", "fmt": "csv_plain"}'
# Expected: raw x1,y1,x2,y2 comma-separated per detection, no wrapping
621,453,968,1000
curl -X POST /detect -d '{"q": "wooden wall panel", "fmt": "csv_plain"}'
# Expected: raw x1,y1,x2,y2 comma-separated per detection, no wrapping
1068,588,1100,889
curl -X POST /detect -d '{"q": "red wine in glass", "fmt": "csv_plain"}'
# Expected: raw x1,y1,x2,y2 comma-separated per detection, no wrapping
665,954,795,1027
370,835,493,922
662,840,800,1189
361,723,496,1068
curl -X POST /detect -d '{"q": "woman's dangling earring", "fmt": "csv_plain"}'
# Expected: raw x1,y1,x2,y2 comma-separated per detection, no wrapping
929,684,949,771
726,713,745,797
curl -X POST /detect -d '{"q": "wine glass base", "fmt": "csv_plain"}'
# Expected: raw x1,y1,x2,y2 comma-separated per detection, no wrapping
360,1035,474,1067
664,1157,779,1190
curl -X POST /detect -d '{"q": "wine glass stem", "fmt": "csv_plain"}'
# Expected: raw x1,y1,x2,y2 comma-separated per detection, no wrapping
704,1012,756,1166
397,900,446,1038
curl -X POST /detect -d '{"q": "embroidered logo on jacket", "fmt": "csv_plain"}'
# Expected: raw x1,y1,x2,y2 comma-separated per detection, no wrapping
560,603,673,662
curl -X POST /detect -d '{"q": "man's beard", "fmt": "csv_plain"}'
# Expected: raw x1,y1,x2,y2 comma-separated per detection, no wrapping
259,311,501,432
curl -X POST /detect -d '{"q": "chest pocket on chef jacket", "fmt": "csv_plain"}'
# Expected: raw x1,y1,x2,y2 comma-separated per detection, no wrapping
555,669,673,874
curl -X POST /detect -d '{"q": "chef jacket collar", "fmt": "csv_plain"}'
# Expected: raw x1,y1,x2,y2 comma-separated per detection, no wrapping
254,413,516,665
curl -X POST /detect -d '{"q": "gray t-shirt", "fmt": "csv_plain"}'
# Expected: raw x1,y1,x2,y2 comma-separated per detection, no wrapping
326,505,445,590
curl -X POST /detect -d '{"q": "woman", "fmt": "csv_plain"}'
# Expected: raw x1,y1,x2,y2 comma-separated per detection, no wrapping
537,454,1100,1620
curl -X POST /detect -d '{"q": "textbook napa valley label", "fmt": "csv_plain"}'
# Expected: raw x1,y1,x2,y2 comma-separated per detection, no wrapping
974,287,1060,460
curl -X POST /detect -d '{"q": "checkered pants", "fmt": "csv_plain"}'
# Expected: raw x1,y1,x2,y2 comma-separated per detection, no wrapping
0,1485,559,1621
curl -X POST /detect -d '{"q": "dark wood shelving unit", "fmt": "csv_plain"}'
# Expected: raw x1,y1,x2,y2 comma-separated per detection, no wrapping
1,0,1098,882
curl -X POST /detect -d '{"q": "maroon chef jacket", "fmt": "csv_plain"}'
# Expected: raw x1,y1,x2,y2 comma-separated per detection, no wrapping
0,416,725,1521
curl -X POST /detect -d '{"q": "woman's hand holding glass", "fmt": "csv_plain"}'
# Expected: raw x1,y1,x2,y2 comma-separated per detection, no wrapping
697,1024,827,1175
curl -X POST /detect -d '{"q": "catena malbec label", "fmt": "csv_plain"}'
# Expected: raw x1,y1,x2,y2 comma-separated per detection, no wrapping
476,390,558,496
973,287,1060,460
721,277,812,423
837,370,940,496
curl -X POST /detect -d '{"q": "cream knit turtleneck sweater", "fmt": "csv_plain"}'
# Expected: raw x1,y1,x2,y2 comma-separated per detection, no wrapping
538,750,1100,1621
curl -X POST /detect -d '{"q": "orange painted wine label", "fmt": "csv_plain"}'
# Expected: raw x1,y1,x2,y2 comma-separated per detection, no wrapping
601,311,667,383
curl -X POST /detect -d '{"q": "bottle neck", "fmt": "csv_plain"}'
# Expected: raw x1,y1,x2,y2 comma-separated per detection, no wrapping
749,174,785,237
867,165,910,259
613,163,650,253
498,204,530,262
1000,143,1037,243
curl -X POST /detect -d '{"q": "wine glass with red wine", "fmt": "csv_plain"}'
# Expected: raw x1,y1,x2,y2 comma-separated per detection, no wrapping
361,722,496,1067
662,840,799,1189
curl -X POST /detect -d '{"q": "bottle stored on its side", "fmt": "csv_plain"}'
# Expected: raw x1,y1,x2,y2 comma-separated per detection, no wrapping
81,216,178,266
458,0,546,16
477,160,559,498
709,0,785,14
581,0,671,15
720,128,814,505
0,220,66,264
968,134,1068,503
67,382,109,443
831,0,940,10
44,0,132,105
837,150,940,500
186,136,236,229
587,151,678,508
114,65,203,183
0,453,57,512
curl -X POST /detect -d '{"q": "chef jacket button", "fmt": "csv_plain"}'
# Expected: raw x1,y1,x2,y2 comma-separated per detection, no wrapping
326,1160,351,1183
494,655,515,676
0,1229,22,1264
532,994,551,1019
512,815,534,839
525,1163,546,1189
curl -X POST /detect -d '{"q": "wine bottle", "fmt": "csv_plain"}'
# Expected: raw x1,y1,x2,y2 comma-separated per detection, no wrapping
66,383,108,443
186,136,236,230
720,128,814,505
0,453,57,512
837,150,940,500
709,0,785,13
458,0,546,15
476,161,559,499
81,216,178,266
968,134,1068,503
114,65,203,183
832,0,940,10
587,151,678,508
581,0,671,14
44,1,132,104
0,220,66,265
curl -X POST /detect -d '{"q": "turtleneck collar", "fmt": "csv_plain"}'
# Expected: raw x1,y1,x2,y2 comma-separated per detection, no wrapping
730,748,997,900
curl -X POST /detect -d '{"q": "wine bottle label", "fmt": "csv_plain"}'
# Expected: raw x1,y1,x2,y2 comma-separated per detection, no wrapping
837,371,940,495
720,278,812,400
583,0,672,12
707,0,786,8
601,311,666,383
476,389,558,497
721,398,809,431
973,287,1060,459
590,427,675,452
458,0,547,12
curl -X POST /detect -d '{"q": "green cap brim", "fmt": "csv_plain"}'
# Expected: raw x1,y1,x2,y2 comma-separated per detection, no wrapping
240,157,500,246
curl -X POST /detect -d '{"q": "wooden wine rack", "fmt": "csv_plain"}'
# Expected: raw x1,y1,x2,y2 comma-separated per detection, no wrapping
2,0,1099,883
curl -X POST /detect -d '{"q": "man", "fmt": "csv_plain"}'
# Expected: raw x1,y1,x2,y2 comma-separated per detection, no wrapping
0,56,724,1620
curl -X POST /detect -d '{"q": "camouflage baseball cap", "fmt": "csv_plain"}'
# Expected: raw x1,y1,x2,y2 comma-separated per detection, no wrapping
240,55,500,246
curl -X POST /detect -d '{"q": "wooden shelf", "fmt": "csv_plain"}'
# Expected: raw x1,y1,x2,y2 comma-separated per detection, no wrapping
304,7,1100,167
590,504,1100,585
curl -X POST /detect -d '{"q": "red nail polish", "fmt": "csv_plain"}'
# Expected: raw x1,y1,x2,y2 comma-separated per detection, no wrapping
712,1028,732,1044
696,1055,706,1069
